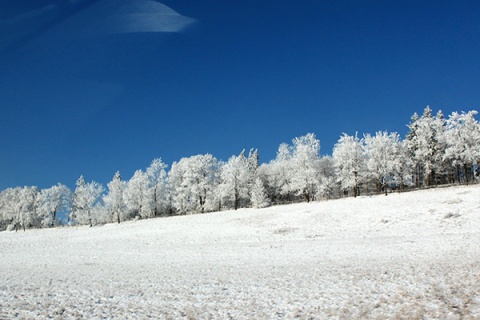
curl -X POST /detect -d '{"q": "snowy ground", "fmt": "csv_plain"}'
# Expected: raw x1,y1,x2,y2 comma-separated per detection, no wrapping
1,185,480,319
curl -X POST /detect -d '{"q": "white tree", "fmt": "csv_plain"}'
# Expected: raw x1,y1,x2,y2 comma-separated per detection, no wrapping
0,189,8,230
169,154,218,214
0,186,38,231
432,110,448,184
406,106,448,187
261,136,326,204
124,170,150,219
259,144,293,203
289,133,321,202
405,112,421,187
415,106,436,186
71,176,104,226
37,183,71,227
332,133,365,197
392,140,415,190
146,158,169,216
444,110,480,185
103,171,126,223
363,131,400,195
218,151,251,210
0,188,18,230
316,176,336,200
250,177,270,208
316,155,337,200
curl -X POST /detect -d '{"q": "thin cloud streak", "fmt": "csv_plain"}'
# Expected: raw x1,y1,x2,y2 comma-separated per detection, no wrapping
0,1,197,53
66,0,197,37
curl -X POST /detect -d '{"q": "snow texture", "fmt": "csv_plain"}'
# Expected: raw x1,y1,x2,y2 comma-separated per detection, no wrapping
1,185,480,319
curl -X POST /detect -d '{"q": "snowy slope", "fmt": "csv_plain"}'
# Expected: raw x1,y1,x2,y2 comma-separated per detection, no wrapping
1,185,480,319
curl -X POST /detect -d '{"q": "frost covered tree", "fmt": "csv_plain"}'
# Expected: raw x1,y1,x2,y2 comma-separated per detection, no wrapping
444,110,480,185
218,151,251,210
415,106,436,186
103,171,126,223
259,143,294,203
124,170,150,219
260,135,324,203
316,156,337,200
431,110,448,184
247,148,259,174
169,154,218,214
0,190,7,230
0,186,39,231
146,158,169,216
332,133,364,197
0,188,18,230
363,131,400,195
37,183,71,227
71,176,104,226
289,133,321,202
246,148,260,197
406,106,447,187
393,140,415,190
405,111,422,187
250,177,270,208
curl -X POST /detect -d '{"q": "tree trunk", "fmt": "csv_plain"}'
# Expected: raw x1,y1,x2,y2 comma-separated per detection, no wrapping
199,195,205,213
354,171,358,198
153,186,158,216
464,164,469,185
234,189,239,210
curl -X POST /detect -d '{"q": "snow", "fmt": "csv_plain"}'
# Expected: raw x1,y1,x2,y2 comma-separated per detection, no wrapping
1,185,480,319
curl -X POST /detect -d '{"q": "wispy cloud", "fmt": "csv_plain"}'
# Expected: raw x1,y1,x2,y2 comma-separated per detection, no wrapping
1,1,197,53
69,0,197,36
0,4,57,51
0,5,56,24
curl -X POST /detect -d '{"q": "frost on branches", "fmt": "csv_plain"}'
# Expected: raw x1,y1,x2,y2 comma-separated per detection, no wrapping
251,177,270,208
2,106,480,231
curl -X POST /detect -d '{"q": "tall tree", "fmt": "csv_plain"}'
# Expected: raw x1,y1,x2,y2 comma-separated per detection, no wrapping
363,131,400,195
218,151,251,210
124,170,150,218
104,171,125,223
169,154,218,214
37,183,71,227
407,106,445,186
444,110,480,185
71,176,104,226
289,133,321,202
251,177,270,208
0,186,38,231
405,112,421,187
332,133,364,197
146,158,169,216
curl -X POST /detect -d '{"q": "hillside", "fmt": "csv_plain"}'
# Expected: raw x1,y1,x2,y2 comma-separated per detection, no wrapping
1,185,480,319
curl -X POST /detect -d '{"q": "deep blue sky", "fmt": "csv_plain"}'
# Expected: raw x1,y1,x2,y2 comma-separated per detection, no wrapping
1,0,479,190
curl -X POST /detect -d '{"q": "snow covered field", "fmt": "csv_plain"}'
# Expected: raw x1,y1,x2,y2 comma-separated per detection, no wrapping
1,185,480,319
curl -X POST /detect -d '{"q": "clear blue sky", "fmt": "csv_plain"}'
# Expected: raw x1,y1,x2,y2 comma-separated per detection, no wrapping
1,0,479,190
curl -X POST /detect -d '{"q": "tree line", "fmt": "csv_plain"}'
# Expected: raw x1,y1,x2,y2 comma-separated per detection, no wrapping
1,106,479,231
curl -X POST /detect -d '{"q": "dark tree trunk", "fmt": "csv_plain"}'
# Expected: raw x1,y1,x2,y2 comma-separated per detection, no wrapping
464,164,469,185
234,189,239,210
52,209,57,227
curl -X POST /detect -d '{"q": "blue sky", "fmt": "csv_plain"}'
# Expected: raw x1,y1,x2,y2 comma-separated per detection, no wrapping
1,0,479,190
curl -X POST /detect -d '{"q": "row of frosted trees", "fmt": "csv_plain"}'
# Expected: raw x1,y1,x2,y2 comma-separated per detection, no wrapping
1,107,479,230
